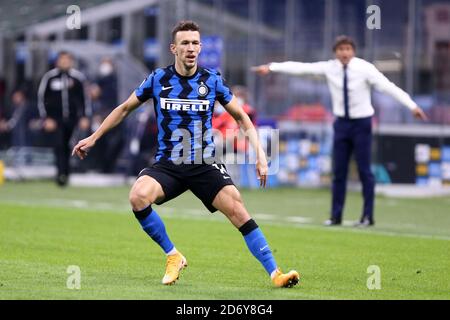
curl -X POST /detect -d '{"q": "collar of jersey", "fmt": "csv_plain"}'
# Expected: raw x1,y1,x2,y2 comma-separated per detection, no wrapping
170,64,200,79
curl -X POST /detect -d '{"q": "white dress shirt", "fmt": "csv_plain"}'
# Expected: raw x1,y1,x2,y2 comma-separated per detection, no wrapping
269,57,417,119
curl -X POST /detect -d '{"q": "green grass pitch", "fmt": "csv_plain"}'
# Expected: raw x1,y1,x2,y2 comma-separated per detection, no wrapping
0,181,449,299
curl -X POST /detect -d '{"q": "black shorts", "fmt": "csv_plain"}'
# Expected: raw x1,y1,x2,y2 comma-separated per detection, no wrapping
137,160,235,213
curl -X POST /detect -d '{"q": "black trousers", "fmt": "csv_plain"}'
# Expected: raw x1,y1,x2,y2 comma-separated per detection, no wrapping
331,117,375,223
53,121,75,183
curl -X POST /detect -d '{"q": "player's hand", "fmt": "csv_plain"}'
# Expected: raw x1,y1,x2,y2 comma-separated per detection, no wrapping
78,117,90,131
256,153,268,188
0,120,9,132
43,118,57,132
412,107,428,121
72,136,96,160
251,64,271,76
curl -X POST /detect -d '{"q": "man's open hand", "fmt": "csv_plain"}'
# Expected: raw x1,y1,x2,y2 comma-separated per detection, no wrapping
72,136,96,160
412,106,428,121
251,64,271,76
256,154,268,188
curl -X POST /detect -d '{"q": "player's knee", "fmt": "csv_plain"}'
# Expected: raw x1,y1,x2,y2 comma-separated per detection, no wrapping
129,188,152,210
228,192,245,217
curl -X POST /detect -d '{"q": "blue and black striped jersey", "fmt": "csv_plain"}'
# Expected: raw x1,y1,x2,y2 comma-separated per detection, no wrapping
135,65,233,163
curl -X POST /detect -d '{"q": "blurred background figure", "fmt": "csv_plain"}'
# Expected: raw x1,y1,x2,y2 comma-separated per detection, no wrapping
232,85,257,153
212,86,257,155
233,85,259,188
0,88,34,148
0,79,7,149
37,51,91,186
96,57,118,110
212,100,238,156
88,57,125,173
123,106,158,178
253,35,427,226
212,85,258,187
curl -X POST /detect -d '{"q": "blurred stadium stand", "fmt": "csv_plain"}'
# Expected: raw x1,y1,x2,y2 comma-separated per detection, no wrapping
0,0,449,189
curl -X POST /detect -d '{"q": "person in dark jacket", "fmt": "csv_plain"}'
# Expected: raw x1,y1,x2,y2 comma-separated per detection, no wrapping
37,51,91,186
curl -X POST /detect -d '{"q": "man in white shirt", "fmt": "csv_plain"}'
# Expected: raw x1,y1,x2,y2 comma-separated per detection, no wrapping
252,35,427,227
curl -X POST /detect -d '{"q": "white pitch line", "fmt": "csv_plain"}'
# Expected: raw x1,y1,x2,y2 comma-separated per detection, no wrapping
342,220,356,226
285,216,313,224
253,213,278,220
284,222,450,241
1,198,449,241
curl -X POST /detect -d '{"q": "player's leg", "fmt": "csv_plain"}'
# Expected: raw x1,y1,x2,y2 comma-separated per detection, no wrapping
212,185,299,288
352,117,375,226
187,163,298,287
129,175,175,253
330,119,353,224
129,168,188,284
54,124,67,186
60,123,74,186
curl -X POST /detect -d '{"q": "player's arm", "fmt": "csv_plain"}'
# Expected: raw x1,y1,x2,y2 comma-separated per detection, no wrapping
72,92,142,159
223,96,268,187
251,61,328,76
75,75,91,132
367,63,428,121
37,72,58,132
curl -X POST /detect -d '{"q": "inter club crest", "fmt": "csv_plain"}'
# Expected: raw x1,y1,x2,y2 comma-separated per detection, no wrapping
197,82,209,97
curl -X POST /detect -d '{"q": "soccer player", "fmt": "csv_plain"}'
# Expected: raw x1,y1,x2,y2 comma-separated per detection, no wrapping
72,20,299,287
252,35,427,227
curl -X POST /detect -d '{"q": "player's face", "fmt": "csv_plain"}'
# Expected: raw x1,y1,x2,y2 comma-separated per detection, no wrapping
335,44,355,65
57,54,74,71
171,30,202,70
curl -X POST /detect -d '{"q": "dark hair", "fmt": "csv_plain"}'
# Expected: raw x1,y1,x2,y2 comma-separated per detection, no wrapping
333,35,356,52
57,51,73,59
171,20,200,42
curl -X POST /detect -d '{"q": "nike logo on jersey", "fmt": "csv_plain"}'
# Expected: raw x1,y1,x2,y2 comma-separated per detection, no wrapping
260,245,269,251
162,86,173,91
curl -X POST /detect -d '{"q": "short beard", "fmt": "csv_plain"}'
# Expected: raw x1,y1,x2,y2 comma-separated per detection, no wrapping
184,61,196,70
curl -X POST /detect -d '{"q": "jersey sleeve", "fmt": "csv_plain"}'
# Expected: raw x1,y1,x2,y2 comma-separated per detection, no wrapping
366,62,417,111
215,74,233,106
269,61,329,76
135,72,154,102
